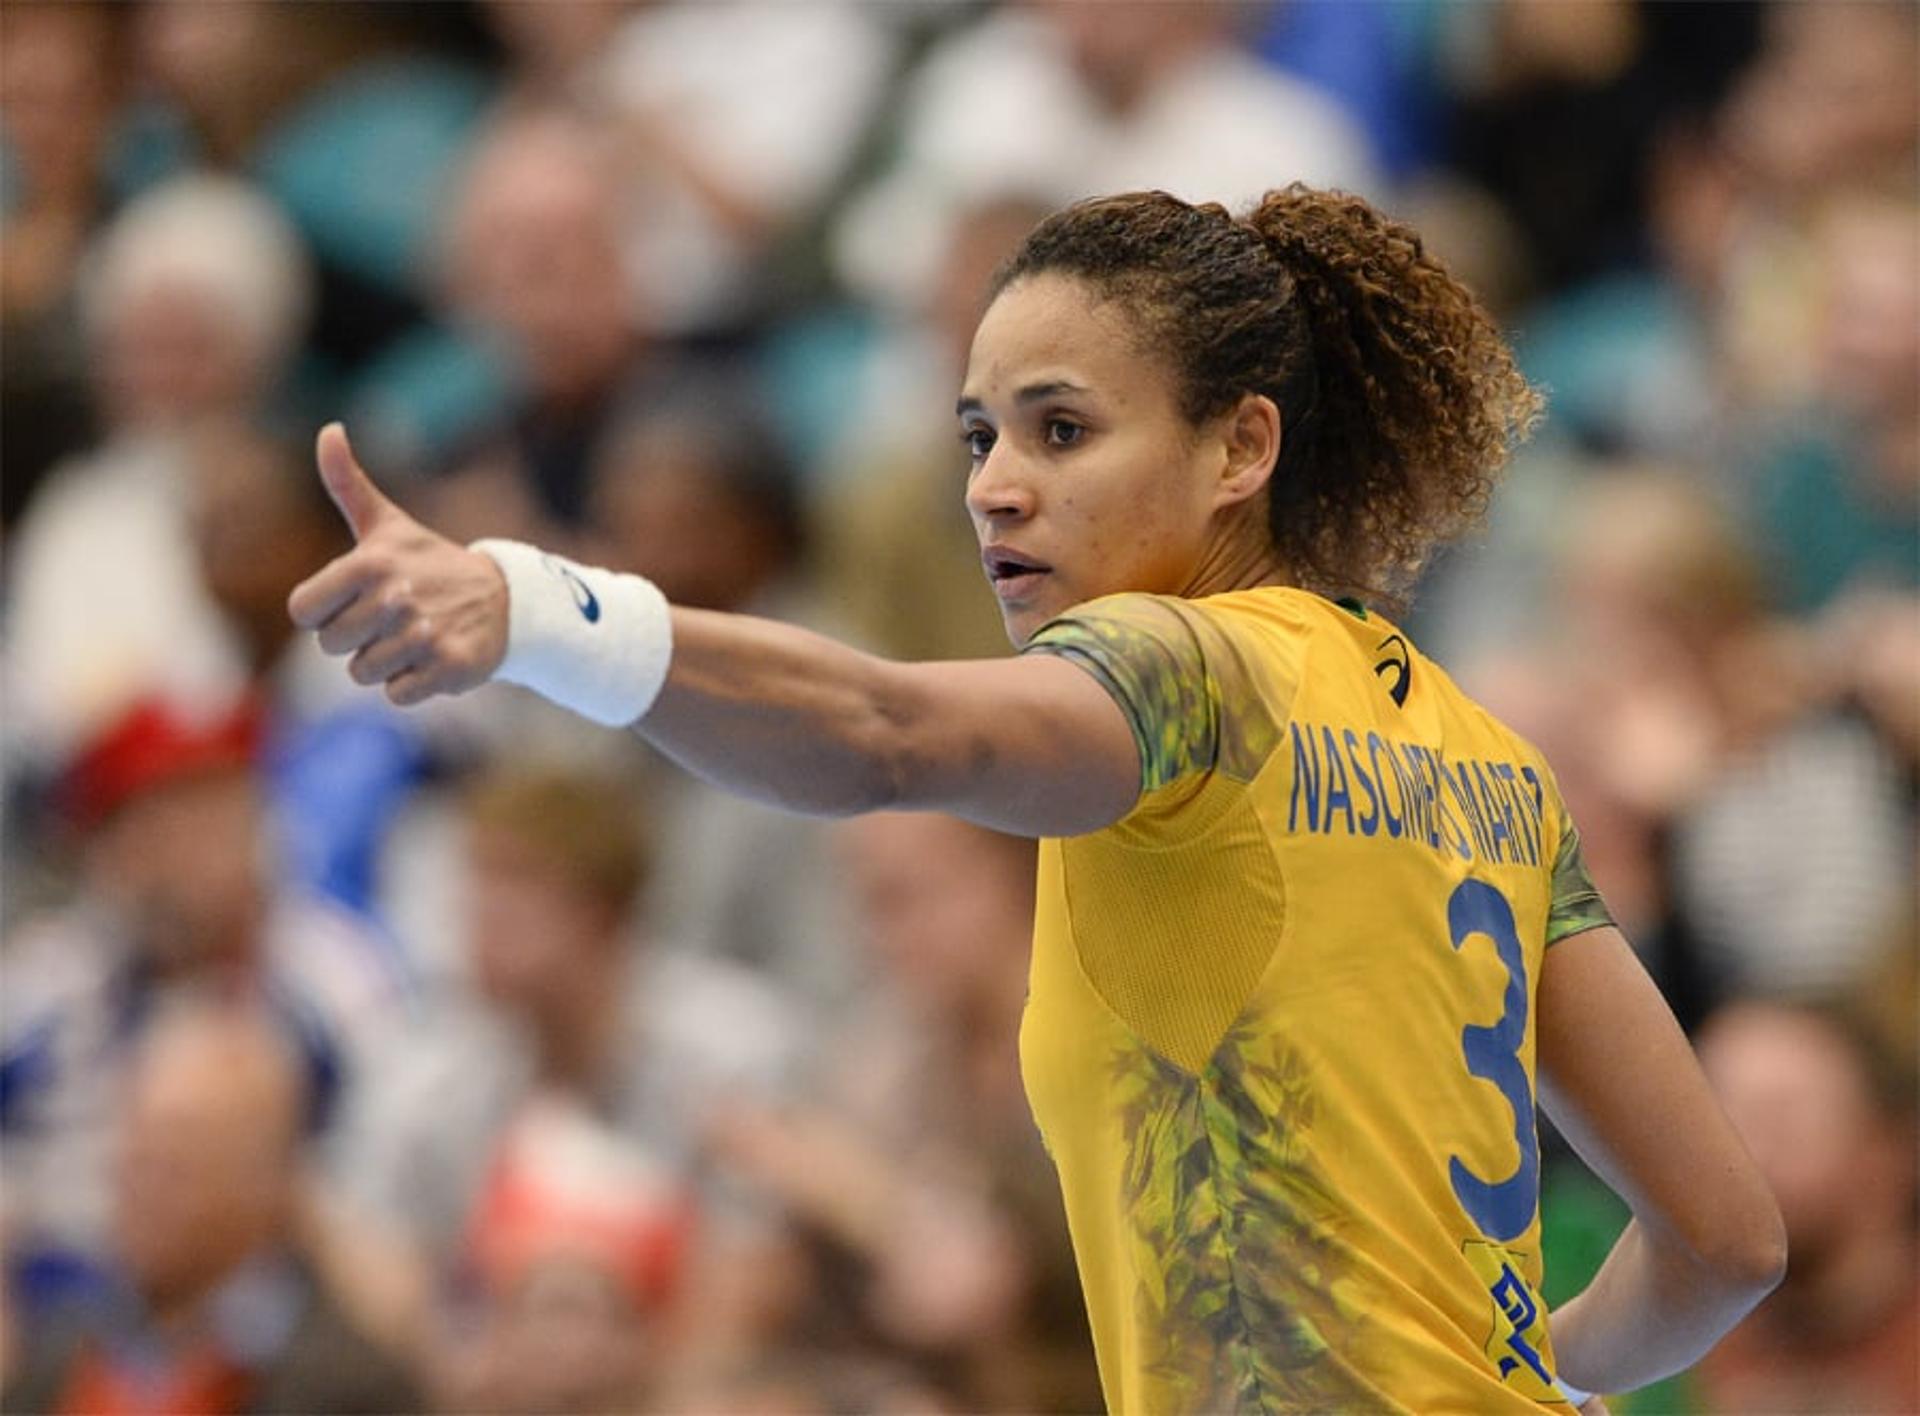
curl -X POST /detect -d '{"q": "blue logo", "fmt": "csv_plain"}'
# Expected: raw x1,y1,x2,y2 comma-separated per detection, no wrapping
544,557,601,623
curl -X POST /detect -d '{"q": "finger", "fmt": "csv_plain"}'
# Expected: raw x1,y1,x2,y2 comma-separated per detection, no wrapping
349,621,431,688
384,663,441,708
316,422,400,543
288,552,384,631
318,583,412,658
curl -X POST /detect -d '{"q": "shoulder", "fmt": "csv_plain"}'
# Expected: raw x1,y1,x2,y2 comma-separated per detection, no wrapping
1021,589,1319,799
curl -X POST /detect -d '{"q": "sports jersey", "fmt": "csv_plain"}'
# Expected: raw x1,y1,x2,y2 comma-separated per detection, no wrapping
1019,586,1613,1414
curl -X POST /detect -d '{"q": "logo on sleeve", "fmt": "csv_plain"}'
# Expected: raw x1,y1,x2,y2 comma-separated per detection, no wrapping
542,555,601,623
1374,634,1411,707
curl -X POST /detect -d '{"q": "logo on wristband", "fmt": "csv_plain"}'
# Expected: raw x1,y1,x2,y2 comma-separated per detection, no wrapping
543,556,602,623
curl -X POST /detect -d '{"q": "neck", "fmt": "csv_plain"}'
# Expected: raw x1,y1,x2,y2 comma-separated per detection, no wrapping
1179,518,1289,601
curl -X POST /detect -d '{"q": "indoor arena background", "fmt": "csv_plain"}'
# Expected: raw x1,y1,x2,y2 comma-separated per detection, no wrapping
1,2,1914,1411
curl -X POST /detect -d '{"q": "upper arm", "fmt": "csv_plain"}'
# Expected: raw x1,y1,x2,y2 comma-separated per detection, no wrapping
1536,926,1785,1280
884,591,1251,836
883,651,1143,836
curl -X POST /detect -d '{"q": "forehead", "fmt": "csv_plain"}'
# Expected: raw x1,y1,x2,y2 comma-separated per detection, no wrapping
963,274,1169,406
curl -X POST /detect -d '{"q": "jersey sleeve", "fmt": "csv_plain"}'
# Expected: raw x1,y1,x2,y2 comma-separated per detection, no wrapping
1545,810,1614,946
1022,594,1220,795
1021,593,1290,809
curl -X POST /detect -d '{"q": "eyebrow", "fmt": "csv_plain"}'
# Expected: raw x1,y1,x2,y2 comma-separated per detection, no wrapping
955,381,1091,418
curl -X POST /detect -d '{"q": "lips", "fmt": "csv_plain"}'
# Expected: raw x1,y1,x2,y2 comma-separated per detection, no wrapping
981,546,1052,599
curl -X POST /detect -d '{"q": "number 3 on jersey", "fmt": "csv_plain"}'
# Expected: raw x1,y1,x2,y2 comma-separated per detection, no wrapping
1446,878,1539,1242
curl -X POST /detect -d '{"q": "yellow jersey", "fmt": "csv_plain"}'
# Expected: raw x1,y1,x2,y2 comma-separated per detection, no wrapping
1019,587,1613,1414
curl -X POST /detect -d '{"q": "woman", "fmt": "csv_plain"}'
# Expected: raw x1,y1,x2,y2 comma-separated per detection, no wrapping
290,187,1784,1412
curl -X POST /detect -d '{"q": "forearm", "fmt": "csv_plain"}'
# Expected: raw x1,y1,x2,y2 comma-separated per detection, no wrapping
1550,1217,1778,1393
637,608,917,817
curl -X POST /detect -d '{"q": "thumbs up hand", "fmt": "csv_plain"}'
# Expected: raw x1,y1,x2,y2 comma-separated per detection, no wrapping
288,424,509,705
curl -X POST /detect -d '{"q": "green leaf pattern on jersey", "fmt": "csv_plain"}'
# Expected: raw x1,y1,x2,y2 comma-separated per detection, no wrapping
1112,1022,1391,1413
1545,818,1614,946
1024,594,1282,792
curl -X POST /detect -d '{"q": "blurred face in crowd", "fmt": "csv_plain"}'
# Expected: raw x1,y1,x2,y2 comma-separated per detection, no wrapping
838,813,1033,1013
1815,195,1920,426
1556,472,1760,661
960,274,1264,645
92,767,268,974
448,118,635,407
475,1256,649,1415
0,2,119,205
1698,1003,1914,1263
466,824,619,1019
591,425,789,612
189,421,346,668
1032,0,1225,110
1722,0,1918,198
483,0,629,87
113,1009,302,1312
97,281,263,430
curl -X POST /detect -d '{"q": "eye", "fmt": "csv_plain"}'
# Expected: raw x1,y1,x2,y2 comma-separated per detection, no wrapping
1043,418,1084,448
961,425,995,462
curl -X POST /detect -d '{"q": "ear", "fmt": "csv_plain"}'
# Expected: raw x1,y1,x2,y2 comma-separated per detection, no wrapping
1211,393,1282,511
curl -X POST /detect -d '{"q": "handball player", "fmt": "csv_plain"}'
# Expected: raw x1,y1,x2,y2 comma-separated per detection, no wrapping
290,187,1785,1413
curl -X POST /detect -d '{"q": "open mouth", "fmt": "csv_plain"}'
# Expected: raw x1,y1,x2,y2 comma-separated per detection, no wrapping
981,546,1052,598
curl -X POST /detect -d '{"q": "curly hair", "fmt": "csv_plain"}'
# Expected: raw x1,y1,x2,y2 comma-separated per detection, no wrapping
989,186,1543,608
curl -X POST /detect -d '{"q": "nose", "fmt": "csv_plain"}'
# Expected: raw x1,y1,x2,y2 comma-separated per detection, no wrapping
963,445,1036,524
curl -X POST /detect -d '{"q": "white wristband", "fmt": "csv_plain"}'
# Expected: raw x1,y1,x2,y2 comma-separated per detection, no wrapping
471,539,672,727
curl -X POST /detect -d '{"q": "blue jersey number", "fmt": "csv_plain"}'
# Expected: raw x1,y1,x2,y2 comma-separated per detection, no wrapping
1446,878,1539,1242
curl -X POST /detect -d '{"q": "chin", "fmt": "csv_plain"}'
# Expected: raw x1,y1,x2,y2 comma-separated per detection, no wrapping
1001,606,1047,649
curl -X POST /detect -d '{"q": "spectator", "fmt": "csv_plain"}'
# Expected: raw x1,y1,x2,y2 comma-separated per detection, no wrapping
704,813,1099,1413
183,419,430,919
1,1001,421,1414
1743,189,1919,615
336,765,803,1276
581,394,861,1020
5,177,313,766
436,1096,684,1413
833,0,1378,315
479,0,898,337
1468,470,1913,1019
411,107,651,544
0,1,133,523
0,694,413,1289
132,0,491,362
1695,997,1917,1413
817,194,1049,665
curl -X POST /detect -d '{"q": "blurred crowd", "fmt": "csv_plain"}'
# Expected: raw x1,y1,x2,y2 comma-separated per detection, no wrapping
0,2,1912,1412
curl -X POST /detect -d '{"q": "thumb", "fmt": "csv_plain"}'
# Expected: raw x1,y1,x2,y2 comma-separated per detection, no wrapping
315,422,398,541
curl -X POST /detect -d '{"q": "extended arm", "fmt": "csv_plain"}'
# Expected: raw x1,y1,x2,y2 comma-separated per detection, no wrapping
643,609,1138,834
286,425,1140,837
1536,926,1787,1392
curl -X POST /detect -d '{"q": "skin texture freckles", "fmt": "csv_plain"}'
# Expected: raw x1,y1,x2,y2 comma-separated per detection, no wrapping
958,274,1283,646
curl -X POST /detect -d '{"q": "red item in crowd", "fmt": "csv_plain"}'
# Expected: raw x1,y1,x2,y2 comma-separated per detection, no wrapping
467,1097,696,1314
55,1342,253,1416
61,694,266,828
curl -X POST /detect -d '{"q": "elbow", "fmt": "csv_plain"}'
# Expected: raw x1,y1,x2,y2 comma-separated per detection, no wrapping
1691,1196,1788,1300
1734,1212,1790,1297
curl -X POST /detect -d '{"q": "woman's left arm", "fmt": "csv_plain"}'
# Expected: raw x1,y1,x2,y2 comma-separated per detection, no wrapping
1535,926,1787,1393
